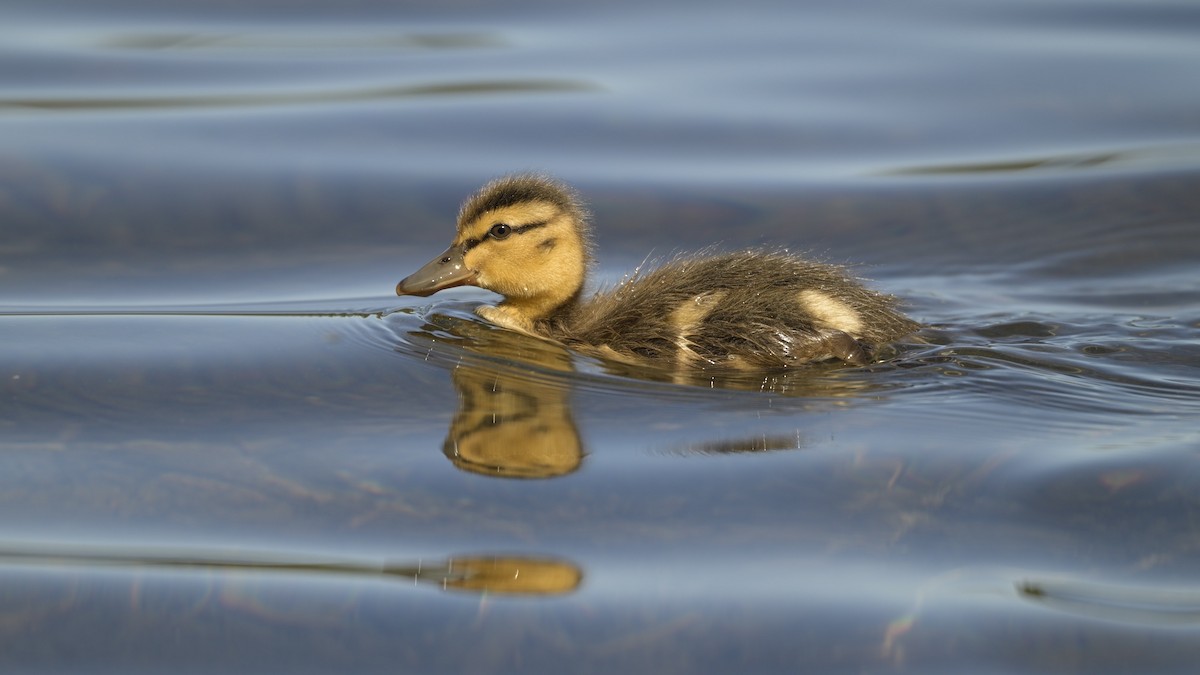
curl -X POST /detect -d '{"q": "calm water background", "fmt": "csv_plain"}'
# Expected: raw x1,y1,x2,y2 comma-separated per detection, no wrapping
3,0,1200,672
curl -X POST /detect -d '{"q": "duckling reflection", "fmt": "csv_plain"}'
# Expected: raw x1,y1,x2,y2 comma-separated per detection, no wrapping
423,313,585,479
435,555,582,595
0,543,581,598
405,312,885,479
445,360,583,479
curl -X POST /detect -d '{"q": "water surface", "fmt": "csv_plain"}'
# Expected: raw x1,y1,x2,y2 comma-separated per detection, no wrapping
2,0,1200,673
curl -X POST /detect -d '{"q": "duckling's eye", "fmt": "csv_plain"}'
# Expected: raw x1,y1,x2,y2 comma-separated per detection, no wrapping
489,223,512,240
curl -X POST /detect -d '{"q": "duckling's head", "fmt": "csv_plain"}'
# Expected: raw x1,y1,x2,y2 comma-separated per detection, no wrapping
397,174,592,327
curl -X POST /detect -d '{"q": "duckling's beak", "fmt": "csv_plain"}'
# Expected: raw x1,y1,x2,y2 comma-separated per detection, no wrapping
396,244,476,297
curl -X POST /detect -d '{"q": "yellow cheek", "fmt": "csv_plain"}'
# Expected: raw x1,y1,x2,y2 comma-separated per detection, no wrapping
465,244,536,295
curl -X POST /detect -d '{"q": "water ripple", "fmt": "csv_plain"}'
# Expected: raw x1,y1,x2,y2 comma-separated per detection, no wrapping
1,79,598,113
100,31,508,52
1019,576,1200,627
895,315,1200,422
881,143,1200,177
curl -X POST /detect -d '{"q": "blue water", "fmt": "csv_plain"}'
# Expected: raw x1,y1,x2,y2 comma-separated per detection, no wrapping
2,0,1200,673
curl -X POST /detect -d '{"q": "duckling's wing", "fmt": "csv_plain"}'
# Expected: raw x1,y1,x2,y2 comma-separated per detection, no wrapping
561,250,916,368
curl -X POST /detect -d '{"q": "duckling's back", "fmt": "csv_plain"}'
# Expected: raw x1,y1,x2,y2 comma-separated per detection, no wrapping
554,250,918,368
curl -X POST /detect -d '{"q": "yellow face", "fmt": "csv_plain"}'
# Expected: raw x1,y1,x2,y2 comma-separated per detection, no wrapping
455,201,585,309
396,175,591,327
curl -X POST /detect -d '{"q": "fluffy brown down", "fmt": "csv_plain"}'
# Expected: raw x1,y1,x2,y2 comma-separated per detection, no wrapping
543,249,920,369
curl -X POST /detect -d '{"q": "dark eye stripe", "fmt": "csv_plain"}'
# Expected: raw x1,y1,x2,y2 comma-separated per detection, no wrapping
462,221,548,252
512,221,548,235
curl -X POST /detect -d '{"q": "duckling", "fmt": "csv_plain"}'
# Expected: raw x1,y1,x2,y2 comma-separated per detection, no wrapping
396,174,918,369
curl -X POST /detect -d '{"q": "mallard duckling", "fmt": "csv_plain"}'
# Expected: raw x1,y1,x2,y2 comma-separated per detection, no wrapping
396,175,918,368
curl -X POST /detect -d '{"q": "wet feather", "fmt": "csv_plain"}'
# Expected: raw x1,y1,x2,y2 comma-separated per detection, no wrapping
551,249,918,368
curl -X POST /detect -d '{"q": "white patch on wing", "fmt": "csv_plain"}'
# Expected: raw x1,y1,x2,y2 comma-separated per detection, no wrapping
668,291,726,365
797,289,863,335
